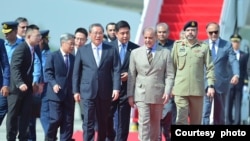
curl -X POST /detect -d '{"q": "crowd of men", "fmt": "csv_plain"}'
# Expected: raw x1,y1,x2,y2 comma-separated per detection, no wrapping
0,17,249,141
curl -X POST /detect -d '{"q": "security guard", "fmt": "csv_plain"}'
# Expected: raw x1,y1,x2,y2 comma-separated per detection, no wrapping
1,21,21,63
171,21,215,125
225,34,248,125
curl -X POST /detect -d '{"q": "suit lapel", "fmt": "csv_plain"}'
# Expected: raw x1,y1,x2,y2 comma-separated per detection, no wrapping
123,42,133,67
57,50,69,76
151,45,163,66
213,39,223,63
88,44,99,68
99,43,107,68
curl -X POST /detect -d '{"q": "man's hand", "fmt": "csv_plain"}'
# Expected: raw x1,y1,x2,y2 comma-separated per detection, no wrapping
74,93,81,102
53,84,61,93
128,96,135,108
112,90,119,101
162,93,170,104
19,84,28,92
32,83,39,94
230,75,239,85
0,86,9,97
37,83,44,94
206,87,215,102
121,72,128,82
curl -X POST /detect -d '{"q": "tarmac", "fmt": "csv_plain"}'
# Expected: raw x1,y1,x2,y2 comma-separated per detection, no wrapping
0,104,83,141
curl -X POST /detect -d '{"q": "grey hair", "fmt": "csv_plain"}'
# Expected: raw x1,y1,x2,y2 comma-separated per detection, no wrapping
15,17,28,24
142,26,156,35
60,33,75,45
89,23,104,33
156,22,169,32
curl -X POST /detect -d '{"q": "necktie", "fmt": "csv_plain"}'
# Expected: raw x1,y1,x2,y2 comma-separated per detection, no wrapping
147,48,153,64
94,47,100,67
64,54,69,69
211,41,216,60
120,44,126,64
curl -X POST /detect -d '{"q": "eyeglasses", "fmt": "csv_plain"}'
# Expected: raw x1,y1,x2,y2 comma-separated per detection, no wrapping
92,32,103,36
19,26,27,29
208,30,219,35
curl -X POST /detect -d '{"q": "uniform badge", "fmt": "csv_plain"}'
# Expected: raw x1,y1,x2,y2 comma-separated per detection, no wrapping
179,48,185,52
3,24,8,29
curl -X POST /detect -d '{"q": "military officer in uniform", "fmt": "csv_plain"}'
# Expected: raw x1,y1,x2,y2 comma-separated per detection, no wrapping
171,21,215,124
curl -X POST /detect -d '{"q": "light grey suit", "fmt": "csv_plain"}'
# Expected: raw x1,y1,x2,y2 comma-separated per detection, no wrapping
127,45,174,140
202,38,239,125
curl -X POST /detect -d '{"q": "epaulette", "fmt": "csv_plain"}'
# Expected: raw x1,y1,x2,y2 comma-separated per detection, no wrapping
175,40,186,46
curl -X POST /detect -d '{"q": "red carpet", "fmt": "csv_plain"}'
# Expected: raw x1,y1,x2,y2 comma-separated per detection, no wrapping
159,0,223,40
72,131,166,141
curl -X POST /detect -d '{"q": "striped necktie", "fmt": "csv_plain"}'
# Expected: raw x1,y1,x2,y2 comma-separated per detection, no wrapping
147,48,153,64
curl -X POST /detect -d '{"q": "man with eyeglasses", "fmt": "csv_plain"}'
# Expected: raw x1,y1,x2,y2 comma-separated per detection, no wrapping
171,21,215,125
15,17,28,42
202,22,239,125
15,17,43,141
6,24,41,141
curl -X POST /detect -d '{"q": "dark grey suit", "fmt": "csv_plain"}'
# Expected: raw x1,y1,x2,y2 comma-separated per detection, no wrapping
6,42,33,141
225,50,248,124
106,40,139,141
72,42,121,141
202,38,239,125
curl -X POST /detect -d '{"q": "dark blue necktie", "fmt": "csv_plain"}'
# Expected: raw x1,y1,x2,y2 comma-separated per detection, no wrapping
211,41,216,60
64,54,69,70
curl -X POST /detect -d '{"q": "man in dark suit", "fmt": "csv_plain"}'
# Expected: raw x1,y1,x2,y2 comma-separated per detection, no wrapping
0,38,10,126
73,23,121,141
105,22,117,42
6,24,41,141
202,22,239,125
156,22,176,141
225,34,248,125
44,33,75,141
106,20,139,141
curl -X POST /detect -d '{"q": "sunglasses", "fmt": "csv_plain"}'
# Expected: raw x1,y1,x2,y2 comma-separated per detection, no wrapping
208,30,219,35
19,26,27,29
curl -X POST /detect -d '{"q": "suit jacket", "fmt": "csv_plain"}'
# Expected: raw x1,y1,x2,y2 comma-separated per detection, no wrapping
10,42,33,94
229,50,248,89
204,38,239,94
109,40,139,83
127,45,175,104
45,50,75,101
0,39,10,87
72,42,121,100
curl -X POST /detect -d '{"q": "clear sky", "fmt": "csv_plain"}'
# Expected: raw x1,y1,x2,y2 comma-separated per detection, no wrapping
0,0,141,48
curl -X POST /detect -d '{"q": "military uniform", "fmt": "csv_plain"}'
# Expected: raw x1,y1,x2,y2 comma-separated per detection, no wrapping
171,38,215,124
